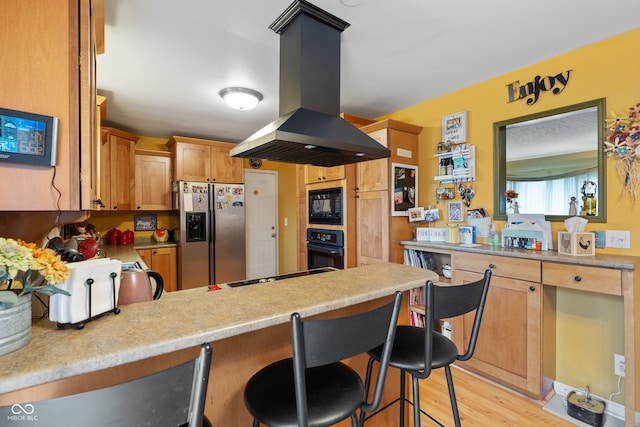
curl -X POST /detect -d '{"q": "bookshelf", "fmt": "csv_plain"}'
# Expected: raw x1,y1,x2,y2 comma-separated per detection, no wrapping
403,245,452,327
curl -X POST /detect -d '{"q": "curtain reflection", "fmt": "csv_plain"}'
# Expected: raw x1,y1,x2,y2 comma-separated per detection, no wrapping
507,170,598,216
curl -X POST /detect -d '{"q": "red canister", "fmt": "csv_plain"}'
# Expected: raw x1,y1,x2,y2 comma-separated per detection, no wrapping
119,229,135,245
106,229,121,245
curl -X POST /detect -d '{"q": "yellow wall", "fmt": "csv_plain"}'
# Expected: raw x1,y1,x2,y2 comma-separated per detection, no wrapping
383,29,639,403
88,211,178,242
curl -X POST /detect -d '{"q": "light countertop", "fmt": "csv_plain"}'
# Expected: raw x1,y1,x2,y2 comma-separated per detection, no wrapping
0,263,436,394
401,240,640,270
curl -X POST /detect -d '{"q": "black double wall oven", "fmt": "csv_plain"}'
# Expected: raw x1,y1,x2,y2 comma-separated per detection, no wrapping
307,187,344,269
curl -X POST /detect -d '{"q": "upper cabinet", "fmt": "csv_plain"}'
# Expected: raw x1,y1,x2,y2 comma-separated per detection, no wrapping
135,149,173,211
304,165,345,184
0,0,99,211
100,127,138,211
168,136,243,183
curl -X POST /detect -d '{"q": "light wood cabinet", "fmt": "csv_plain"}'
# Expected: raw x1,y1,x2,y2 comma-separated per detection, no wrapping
542,262,622,296
402,243,638,424
452,253,545,398
354,119,422,265
100,127,138,210
355,190,389,266
137,247,178,292
0,0,98,211
134,149,173,210
304,165,345,184
168,136,243,183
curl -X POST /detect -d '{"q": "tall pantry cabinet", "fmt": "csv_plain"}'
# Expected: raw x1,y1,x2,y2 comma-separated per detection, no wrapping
356,119,422,265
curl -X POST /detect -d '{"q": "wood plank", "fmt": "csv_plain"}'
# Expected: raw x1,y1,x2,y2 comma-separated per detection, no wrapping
416,366,576,426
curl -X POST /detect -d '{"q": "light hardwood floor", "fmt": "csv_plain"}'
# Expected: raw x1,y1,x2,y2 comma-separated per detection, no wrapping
383,366,577,426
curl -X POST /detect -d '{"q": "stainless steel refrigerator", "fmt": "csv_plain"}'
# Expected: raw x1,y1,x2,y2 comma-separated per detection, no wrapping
175,180,246,289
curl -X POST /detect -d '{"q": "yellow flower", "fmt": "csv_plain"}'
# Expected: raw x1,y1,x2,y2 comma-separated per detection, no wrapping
0,238,69,304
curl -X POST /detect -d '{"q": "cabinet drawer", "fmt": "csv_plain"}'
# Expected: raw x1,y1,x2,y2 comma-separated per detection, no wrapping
454,253,540,282
542,262,622,296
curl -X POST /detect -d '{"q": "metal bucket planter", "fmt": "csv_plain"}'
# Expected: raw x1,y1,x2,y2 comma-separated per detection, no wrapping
0,294,31,356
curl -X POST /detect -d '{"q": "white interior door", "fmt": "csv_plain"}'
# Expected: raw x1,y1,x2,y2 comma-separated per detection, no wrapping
244,170,278,280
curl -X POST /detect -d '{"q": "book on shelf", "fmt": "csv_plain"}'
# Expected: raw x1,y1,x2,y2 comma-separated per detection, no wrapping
410,310,425,328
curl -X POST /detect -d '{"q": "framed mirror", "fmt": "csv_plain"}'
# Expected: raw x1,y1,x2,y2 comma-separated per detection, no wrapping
493,98,606,222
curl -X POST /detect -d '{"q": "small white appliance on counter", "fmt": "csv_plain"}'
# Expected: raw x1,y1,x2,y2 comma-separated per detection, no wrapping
174,181,246,289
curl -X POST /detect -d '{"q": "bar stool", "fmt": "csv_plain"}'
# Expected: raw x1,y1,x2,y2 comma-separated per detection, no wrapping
362,270,492,427
244,292,403,427
0,342,212,427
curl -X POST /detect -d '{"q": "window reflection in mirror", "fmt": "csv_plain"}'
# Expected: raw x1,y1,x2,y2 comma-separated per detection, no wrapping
493,98,606,223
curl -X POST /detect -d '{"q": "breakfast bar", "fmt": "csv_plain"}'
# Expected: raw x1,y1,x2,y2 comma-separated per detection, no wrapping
0,263,436,426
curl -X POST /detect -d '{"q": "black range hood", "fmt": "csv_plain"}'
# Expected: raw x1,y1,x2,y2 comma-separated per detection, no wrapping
230,0,390,167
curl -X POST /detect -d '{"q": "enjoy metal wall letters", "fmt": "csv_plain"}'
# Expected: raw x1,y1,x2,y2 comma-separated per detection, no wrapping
506,70,572,105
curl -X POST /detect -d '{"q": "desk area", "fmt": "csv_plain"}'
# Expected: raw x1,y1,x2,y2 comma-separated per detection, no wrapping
0,263,435,426
402,240,638,426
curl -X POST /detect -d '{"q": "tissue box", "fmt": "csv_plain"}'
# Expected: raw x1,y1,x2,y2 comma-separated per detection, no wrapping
558,232,595,256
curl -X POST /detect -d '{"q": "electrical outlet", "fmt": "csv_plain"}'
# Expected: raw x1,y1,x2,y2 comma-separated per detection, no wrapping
606,230,631,249
614,353,625,377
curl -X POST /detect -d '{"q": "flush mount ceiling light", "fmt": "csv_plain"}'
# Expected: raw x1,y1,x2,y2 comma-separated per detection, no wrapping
219,87,263,110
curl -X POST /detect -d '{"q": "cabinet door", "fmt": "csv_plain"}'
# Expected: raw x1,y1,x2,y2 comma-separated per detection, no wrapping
135,153,173,210
136,248,177,293
304,165,345,183
453,269,543,397
356,158,388,192
357,128,389,192
356,190,389,266
324,166,345,182
136,249,152,269
151,247,177,292
211,144,243,183
175,142,211,182
304,166,324,183
106,132,136,210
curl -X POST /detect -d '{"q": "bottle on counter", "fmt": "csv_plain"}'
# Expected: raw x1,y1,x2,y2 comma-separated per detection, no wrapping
489,222,500,247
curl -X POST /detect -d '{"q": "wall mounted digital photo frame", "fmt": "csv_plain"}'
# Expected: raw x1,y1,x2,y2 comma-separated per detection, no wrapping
0,107,59,166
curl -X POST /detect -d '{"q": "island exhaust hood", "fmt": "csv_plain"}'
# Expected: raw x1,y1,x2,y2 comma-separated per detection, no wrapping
230,0,390,167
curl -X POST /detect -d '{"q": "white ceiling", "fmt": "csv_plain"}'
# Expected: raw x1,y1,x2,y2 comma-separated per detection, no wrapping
96,0,639,143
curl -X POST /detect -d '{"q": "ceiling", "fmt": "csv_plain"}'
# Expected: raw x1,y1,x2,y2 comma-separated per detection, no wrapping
96,0,639,144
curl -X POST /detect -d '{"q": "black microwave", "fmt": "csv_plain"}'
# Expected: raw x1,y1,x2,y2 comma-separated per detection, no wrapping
308,187,343,225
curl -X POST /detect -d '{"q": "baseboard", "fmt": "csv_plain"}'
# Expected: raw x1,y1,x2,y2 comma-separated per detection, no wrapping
552,381,628,424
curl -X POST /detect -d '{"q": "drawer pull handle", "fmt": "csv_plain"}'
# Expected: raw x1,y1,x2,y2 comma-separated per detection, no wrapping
574,276,582,282
529,286,536,292
488,264,495,269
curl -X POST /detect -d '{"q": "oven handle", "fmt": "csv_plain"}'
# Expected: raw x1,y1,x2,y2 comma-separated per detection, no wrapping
307,242,344,255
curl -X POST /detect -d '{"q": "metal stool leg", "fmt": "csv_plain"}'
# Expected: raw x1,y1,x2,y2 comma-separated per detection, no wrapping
412,375,421,427
444,365,461,427
399,369,407,426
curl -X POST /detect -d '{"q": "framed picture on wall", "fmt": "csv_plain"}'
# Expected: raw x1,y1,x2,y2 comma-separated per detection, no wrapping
448,201,464,222
442,111,468,144
408,207,425,222
391,163,418,216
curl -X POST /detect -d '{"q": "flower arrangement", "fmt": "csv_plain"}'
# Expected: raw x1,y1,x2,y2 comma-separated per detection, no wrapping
504,190,519,202
604,102,640,203
0,238,69,305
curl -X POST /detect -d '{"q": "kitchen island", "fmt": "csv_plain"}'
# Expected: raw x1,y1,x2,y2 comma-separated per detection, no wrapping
0,262,435,426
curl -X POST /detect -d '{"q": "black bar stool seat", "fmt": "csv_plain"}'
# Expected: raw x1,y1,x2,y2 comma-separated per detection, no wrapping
245,359,365,426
